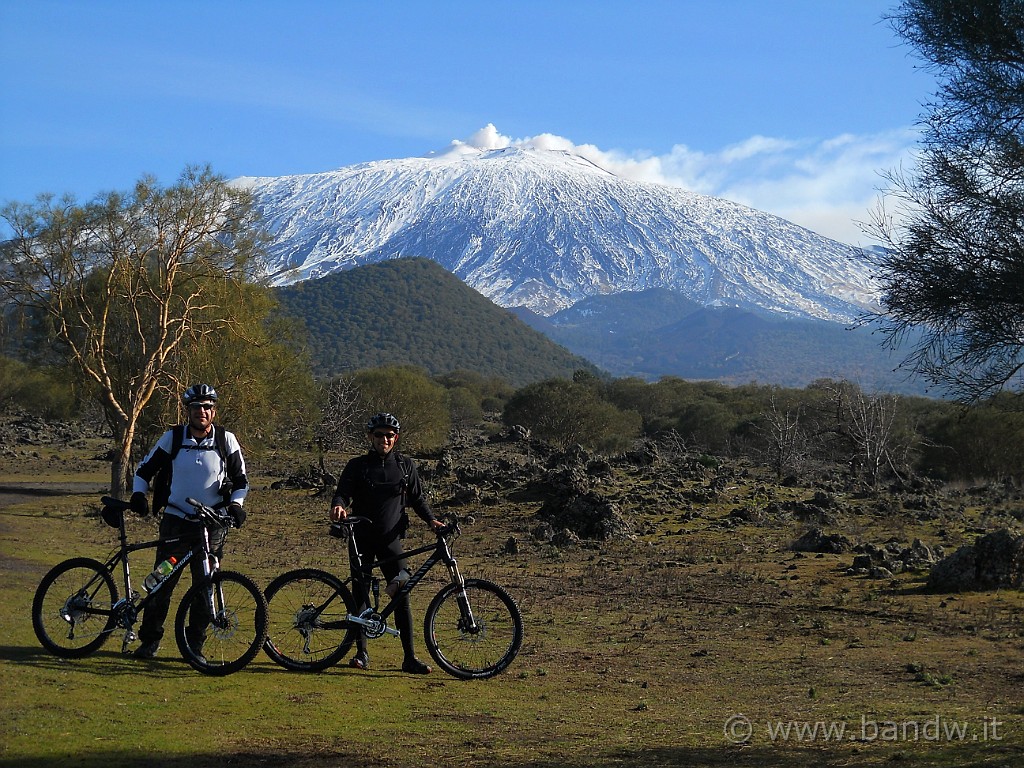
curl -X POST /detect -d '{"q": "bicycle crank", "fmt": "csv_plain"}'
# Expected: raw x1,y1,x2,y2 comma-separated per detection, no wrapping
349,611,400,639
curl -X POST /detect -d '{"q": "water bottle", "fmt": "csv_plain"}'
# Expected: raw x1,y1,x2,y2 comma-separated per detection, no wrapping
143,557,177,592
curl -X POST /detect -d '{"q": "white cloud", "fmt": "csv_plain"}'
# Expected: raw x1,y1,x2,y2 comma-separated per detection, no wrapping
450,124,919,246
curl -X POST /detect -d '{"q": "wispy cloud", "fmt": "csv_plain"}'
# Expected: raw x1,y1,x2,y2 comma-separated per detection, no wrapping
449,124,919,246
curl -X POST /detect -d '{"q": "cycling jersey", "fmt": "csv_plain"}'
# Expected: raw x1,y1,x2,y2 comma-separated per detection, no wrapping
331,449,435,541
133,424,249,518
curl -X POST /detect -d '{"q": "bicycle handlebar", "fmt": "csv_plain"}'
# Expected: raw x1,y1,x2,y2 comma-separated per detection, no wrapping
184,497,234,529
329,513,460,540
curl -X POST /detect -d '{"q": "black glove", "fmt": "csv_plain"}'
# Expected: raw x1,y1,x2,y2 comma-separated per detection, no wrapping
227,502,246,529
130,491,150,517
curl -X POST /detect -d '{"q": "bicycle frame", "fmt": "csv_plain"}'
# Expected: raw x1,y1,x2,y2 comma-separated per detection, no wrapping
342,519,477,639
263,514,522,678
89,502,221,651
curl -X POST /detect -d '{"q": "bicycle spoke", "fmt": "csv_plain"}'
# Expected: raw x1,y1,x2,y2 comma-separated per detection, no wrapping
263,569,355,672
32,558,119,658
175,571,267,676
425,579,523,679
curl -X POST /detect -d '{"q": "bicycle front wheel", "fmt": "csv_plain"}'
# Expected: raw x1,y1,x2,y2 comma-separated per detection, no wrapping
174,570,267,676
424,578,523,679
32,557,119,658
262,568,357,672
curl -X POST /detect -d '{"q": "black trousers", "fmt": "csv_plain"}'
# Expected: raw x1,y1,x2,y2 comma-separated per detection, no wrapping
137,514,226,645
348,529,417,659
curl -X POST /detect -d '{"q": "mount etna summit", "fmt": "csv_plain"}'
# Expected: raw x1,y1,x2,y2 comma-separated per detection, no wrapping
237,141,919,392
237,143,881,323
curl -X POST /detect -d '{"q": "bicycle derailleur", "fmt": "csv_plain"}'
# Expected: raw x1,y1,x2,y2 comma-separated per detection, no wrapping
112,597,139,652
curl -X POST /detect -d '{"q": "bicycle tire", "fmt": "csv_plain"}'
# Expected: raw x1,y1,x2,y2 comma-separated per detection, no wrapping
424,578,523,680
32,557,118,658
174,570,268,676
262,568,357,672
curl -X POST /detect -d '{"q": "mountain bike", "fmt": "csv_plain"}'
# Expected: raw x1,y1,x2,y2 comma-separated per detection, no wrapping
31,496,268,676
263,515,523,679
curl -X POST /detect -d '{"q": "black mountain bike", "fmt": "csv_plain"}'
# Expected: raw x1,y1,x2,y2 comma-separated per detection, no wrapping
263,515,523,679
31,496,268,676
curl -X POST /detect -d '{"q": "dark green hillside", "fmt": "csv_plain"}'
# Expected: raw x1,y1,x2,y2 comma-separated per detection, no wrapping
272,257,597,385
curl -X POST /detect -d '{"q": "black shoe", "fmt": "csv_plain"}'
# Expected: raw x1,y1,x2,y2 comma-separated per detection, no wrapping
133,641,160,659
349,651,369,670
402,657,432,675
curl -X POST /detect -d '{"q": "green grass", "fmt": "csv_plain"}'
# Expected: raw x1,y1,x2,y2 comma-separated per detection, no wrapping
2,443,1023,767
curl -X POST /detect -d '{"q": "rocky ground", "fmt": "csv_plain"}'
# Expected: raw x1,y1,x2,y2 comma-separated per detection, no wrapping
4,409,1024,590
4,408,1024,766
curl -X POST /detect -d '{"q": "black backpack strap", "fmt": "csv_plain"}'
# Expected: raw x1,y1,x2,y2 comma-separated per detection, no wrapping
213,424,229,461
168,424,185,461
152,424,185,514
393,450,413,506
392,451,412,482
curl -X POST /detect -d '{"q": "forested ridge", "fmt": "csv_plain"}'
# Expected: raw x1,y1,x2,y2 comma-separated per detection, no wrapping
272,258,596,386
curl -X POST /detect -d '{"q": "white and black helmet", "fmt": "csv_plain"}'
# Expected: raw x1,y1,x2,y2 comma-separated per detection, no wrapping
182,383,219,406
366,412,400,432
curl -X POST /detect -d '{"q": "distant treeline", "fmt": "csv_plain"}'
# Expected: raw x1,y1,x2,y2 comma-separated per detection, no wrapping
4,352,1022,487
500,371,1024,487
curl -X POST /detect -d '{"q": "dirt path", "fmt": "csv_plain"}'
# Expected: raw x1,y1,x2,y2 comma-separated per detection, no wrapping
0,482,107,510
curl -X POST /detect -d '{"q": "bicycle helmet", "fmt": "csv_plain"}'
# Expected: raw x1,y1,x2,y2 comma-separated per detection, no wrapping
366,412,401,432
182,383,219,406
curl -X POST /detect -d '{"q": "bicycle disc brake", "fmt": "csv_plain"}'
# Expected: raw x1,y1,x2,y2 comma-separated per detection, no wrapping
210,609,240,639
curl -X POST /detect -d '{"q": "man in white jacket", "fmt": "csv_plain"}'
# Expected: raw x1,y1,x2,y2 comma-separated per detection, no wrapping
129,383,249,659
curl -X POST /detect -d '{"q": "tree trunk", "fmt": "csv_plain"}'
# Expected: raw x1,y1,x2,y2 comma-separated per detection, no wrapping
109,426,136,499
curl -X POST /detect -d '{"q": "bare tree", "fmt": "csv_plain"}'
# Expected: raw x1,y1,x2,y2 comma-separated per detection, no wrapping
826,382,904,488
315,374,362,455
759,392,807,480
0,166,267,496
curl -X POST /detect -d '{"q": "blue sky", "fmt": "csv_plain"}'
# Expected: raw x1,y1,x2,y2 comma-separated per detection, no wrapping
0,1,933,245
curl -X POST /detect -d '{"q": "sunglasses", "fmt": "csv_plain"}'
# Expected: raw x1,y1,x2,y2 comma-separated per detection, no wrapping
372,431,397,439
189,403,216,411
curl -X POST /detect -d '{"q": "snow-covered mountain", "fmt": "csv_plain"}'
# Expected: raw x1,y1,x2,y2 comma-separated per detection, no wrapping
236,144,881,322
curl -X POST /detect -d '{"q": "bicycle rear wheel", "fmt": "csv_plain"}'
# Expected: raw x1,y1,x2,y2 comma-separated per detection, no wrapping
424,578,523,679
263,568,357,672
174,570,267,676
32,557,119,658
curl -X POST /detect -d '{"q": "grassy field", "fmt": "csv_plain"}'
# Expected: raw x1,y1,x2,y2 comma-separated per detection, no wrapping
1,433,1022,768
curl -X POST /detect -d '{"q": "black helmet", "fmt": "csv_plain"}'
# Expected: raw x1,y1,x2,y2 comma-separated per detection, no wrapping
366,412,400,432
182,383,219,406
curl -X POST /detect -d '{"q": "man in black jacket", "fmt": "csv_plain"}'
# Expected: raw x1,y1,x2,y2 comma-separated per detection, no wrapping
330,412,443,674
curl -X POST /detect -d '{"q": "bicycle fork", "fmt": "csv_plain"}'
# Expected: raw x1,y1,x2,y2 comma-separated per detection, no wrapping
182,532,226,639
198,550,227,628
446,559,481,635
